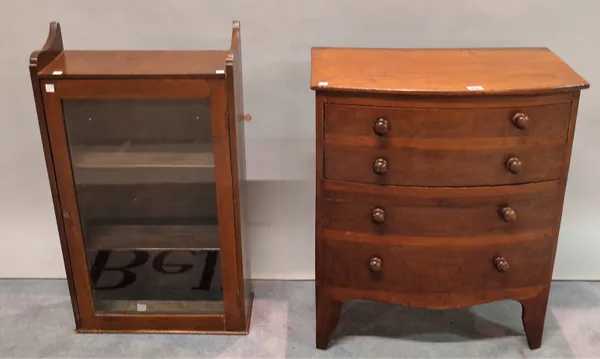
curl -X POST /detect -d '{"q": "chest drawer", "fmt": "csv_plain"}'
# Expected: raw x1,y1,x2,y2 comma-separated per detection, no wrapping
325,141,564,187
323,103,570,187
322,236,553,293
324,103,571,139
321,180,559,238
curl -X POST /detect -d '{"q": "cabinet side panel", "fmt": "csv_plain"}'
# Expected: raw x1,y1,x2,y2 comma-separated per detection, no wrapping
29,66,81,328
226,22,252,331
210,79,245,331
315,93,326,289
550,91,581,277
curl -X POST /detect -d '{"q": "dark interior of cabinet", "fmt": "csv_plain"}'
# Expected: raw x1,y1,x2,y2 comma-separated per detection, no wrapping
62,99,224,314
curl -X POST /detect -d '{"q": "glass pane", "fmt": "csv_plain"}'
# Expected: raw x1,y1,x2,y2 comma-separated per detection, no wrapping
62,99,223,315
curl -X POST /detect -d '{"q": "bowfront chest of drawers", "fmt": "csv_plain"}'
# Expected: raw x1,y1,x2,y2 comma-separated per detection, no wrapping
311,47,589,349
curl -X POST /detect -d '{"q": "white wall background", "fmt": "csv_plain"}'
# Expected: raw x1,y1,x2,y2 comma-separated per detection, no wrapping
0,0,598,280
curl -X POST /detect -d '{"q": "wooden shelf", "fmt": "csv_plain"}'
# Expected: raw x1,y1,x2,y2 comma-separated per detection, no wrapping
72,143,215,184
86,223,220,251
95,299,224,314
90,245,224,314
73,143,214,168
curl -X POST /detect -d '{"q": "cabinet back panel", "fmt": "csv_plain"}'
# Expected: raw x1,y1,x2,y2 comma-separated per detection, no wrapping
77,183,217,219
62,99,212,145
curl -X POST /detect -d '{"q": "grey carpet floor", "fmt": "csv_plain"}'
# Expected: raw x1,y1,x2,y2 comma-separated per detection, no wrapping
0,280,599,358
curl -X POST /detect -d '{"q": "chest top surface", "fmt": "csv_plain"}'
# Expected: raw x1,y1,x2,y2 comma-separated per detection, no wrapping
311,47,589,96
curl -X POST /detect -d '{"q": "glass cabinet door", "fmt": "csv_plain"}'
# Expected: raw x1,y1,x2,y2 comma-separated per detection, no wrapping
61,99,223,315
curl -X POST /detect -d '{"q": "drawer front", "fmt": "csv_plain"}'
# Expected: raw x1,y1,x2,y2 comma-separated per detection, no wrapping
322,237,554,293
323,103,569,187
324,103,571,140
324,140,564,187
321,180,559,238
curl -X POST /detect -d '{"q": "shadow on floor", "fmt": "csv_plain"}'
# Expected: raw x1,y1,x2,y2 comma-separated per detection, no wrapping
332,299,524,345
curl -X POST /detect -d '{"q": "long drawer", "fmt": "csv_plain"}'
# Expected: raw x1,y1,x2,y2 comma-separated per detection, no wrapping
323,103,570,187
321,180,559,238
321,235,554,293
324,140,565,187
324,103,571,139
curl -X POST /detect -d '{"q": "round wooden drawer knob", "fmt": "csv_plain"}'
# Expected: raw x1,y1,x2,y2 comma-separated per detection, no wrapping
373,158,388,175
506,157,522,174
512,113,530,129
494,256,510,272
500,207,517,222
373,118,389,136
371,207,386,224
368,257,382,272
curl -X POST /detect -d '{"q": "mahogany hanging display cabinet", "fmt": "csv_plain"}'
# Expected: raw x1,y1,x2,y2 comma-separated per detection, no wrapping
29,21,252,333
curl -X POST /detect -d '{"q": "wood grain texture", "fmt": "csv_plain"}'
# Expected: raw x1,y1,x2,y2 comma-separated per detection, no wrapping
325,92,573,109
548,92,581,292
323,228,552,247
520,285,551,349
42,78,245,333
323,178,559,200
518,94,581,350
326,285,546,310
207,79,246,332
87,314,226,333
40,51,228,78
32,21,251,334
226,20,253,331
316,288,342,350
50,79,211,99
311,47,589,95
321,181,559,238
315,91,331,349
42,79,97,329
30,22,64,72
321,236,554,293
324,138,565,187
325,103,571,139
312,47,589,349
29,21,82,329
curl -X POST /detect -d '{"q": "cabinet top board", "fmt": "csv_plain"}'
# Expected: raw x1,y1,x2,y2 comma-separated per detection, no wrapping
39,50,230,78
311,47,589,95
